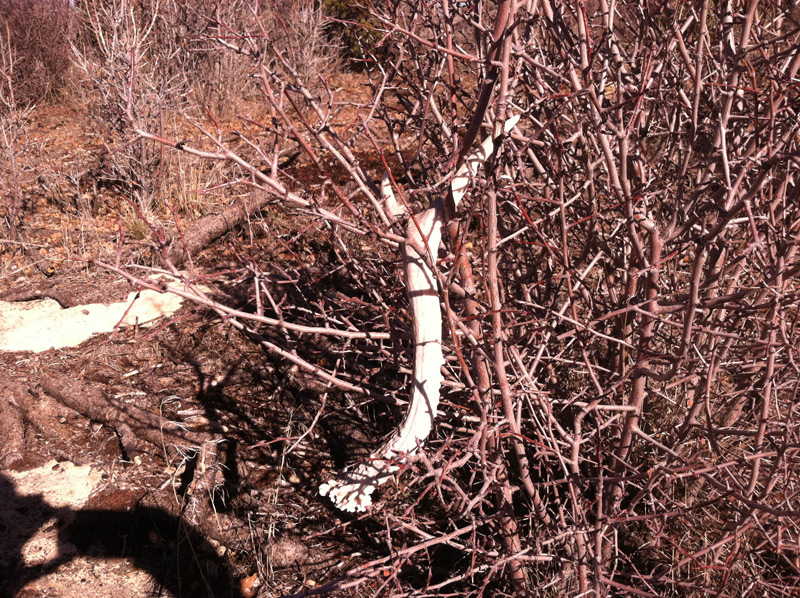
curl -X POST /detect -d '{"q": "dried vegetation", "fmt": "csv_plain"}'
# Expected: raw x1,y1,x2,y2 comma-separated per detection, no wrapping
1,0,800,597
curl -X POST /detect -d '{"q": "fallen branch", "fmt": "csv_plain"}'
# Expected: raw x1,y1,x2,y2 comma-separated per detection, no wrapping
0,382,25,468
38,375,209,458
165,193,275,265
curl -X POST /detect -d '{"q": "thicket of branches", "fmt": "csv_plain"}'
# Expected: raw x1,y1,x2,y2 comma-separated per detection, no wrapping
0,0,73,103
0,0,73,238
111,0,800,594
6,0,800,596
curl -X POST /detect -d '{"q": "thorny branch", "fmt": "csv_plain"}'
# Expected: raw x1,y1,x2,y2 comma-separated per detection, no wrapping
108,0,800,595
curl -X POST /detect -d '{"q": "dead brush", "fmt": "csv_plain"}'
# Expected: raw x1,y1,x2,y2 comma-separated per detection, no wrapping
0,24,33,240
0,0,74,104
93,0,800,595
260,0,343,90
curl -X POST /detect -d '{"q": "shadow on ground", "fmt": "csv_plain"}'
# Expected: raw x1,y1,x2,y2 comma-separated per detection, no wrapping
0,472,242,598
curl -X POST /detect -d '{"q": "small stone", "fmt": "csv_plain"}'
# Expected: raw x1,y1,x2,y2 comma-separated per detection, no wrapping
270,536,309,568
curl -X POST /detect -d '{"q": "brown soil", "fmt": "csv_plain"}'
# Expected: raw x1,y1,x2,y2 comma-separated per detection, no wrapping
0,96,397,598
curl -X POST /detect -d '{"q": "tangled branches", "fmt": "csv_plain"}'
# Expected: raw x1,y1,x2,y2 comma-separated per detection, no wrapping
116,0,800,595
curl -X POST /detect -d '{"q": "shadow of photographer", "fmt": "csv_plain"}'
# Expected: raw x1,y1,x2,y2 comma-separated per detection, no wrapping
0,471,242,598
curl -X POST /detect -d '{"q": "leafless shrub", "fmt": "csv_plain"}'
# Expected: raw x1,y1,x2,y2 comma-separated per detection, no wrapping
258,0,342,86
133,0,256,114
107,0,800,596
0,0,72,236
70,0,178,224
0,0,74,103
0,25,34,238
71,0,340,232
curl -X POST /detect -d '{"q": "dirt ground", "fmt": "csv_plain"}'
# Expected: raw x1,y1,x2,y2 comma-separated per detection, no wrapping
0,92,401,598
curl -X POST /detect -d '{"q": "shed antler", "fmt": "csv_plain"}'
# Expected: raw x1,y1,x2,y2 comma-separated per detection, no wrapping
319,115,520,512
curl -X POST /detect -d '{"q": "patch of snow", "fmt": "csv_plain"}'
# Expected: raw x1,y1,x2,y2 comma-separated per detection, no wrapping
0,288,186,353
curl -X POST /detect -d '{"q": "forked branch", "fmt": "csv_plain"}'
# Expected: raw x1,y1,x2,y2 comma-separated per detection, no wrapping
319,116,520,512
